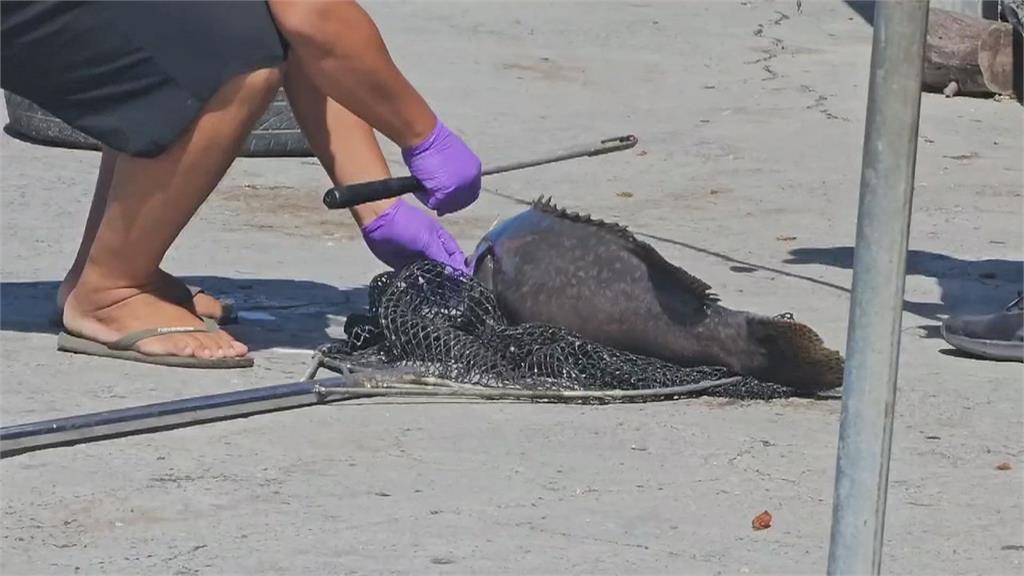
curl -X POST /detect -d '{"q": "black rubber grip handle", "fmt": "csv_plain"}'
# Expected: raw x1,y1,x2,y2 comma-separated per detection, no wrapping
323,176,423,210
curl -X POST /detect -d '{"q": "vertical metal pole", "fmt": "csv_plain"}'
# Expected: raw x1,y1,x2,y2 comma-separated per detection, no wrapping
827,1,930,574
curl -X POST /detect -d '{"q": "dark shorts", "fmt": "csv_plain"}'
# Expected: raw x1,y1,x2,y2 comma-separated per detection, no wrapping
1,1,288,157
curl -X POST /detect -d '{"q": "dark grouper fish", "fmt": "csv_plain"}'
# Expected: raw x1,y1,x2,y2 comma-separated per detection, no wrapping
466,197,845,394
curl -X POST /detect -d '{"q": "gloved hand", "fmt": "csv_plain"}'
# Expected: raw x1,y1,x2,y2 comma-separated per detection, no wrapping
361,199,468,272
402,119,482,216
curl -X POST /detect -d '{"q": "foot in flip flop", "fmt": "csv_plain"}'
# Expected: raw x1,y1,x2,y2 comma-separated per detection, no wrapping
57,268,236,326
59,284,252,369
152,270,237,325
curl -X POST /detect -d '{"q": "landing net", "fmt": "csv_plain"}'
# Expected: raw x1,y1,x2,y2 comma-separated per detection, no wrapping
318,260,796,401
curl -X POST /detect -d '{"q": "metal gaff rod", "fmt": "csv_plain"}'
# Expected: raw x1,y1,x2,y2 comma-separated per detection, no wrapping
826,1,930,574
321,134,638,210
480,134,639,177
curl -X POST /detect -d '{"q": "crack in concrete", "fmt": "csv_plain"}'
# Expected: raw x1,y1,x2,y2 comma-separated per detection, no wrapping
800,84,851,122
163,544,208,564
747,11,790,80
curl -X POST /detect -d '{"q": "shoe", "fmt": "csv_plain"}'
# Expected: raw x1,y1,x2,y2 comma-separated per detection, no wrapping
941,294,1023,362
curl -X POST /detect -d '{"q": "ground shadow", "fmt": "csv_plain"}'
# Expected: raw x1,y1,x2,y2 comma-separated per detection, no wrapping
844,1,1003,25
844,0,876,25
0,276,369,352
937,346,1021,361
784,246,1022,331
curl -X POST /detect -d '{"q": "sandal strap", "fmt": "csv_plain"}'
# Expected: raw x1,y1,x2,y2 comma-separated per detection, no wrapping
108,325,212,351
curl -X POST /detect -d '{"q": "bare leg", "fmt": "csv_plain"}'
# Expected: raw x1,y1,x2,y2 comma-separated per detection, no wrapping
57,148,230,322
61,147,118,297
62,66,282,360
268,0,437,148
283,55,395,227
284,53,469,271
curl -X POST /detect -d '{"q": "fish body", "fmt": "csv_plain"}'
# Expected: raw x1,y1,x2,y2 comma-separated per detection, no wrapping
467,198,844,394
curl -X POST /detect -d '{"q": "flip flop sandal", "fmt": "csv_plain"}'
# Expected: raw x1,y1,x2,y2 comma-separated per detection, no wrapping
49,286,237,328
57,318,254,369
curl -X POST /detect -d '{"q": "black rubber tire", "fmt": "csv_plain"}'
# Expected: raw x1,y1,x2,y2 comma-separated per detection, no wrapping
2,88,314,157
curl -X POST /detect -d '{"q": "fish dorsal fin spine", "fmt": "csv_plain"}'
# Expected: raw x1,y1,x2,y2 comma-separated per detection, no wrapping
530,196,720,306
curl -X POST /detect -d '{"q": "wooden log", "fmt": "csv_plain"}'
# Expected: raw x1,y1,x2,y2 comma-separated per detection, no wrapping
923,8,1017,97
978,17,1017,94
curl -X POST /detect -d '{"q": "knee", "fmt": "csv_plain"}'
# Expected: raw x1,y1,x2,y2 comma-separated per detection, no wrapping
237,65,284,108
250,66,284,98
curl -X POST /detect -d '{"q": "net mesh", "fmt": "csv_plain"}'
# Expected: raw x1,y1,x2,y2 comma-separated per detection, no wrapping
319,260,797,400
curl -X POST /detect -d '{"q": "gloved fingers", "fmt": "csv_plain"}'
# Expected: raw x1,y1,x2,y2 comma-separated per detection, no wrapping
402,119,482,216
423,225,468,273
413,189,436,211
360,198,469,273
434,171,481,217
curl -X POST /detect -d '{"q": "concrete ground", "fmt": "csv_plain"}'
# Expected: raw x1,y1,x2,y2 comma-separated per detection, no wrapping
1,1,1021,574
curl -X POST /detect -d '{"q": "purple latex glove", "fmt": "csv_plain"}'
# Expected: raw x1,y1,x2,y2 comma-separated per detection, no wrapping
361,199,468,272
402,119,482,216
